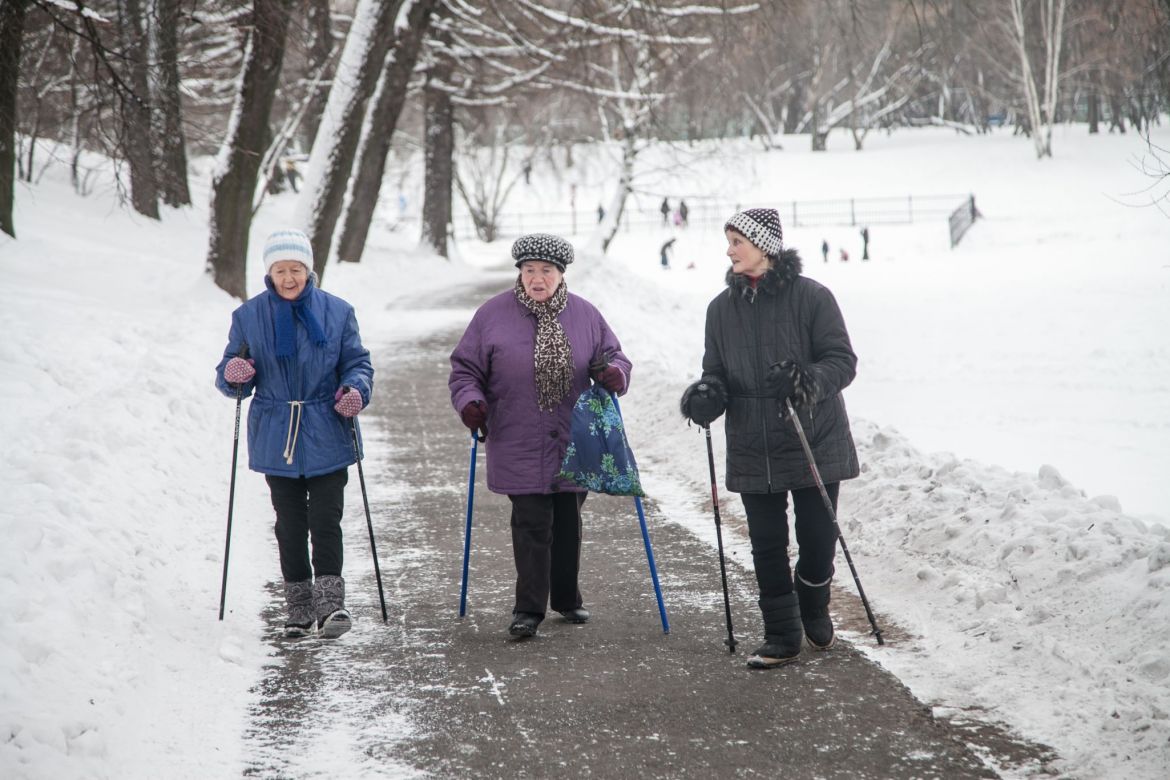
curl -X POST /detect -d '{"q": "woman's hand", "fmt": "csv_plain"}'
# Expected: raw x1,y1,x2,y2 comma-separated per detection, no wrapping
460,400,487,431
333,386,363,417
224,357,255,385
680,378,727,426
592,365,626,394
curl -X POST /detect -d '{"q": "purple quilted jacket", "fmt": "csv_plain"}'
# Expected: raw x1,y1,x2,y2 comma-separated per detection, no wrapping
449,288,631,495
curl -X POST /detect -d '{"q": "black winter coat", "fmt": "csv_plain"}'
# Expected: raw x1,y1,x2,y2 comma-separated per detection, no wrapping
700,250,860,493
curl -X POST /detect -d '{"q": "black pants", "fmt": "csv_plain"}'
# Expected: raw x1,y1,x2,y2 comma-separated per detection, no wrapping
741,483,839,600
266,468,348,582
508,492,587,616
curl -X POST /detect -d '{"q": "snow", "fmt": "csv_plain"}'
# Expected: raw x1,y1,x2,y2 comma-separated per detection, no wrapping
2,123,1169,778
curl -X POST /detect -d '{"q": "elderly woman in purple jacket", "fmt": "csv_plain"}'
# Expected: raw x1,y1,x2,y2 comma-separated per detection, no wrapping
449,233,632,639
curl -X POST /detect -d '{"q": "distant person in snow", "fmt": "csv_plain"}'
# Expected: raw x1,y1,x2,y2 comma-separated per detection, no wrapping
821,239,829,263
283,158,300,193
860,226,870,260
597,204,605,224
680,208,860,669
449,233,633,640
660,237,676,269
660,197,671,225
215,229,374,640
678,199,689,227
839,248,849,262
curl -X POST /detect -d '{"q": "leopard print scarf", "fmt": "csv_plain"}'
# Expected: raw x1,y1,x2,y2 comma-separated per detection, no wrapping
514,277,573,412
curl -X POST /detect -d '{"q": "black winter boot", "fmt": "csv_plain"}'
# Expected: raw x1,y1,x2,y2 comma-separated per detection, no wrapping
795,572,835,650
283,580,315,638
747,592,802,669
313,575,351,639
508,612,542,638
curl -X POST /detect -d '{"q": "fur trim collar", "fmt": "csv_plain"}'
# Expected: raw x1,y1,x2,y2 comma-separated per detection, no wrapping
725,248,803,299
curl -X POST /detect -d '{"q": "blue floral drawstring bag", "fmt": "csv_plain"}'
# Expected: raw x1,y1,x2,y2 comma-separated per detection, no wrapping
558,386,645,497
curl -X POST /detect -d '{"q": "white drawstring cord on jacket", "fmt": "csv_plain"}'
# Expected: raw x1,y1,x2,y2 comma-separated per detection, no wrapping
283,401,304,465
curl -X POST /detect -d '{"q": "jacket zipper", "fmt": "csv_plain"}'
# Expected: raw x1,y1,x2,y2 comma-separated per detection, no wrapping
750,294,773,490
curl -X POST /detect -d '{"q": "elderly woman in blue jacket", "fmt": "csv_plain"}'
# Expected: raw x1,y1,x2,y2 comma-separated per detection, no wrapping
215,229,374,639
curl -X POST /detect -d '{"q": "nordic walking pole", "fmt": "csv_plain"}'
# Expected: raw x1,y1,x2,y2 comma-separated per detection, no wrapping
702,418,737,653
459,426,485,617
610,394,669,634
785,398,884,645
351,417,388,623
219,344,248,621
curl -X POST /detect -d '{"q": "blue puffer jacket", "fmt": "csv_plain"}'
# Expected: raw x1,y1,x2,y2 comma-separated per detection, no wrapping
215,277,374,478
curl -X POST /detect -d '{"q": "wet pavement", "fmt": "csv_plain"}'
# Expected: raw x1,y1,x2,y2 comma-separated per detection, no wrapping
240,276,1059,779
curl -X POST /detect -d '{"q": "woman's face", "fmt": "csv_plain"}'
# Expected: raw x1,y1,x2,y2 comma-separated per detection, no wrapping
270,260,309,300
725,229,769,277
519,261,563,302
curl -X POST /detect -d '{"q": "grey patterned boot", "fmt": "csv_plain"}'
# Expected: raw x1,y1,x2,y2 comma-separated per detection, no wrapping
313,575,351,639
283,580,315,638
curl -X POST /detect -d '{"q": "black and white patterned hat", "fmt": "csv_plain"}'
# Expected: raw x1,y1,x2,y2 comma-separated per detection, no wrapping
724,208,783,256
512,233,574,271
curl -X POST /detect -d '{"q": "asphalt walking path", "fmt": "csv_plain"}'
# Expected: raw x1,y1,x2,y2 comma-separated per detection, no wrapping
240,275,1058,779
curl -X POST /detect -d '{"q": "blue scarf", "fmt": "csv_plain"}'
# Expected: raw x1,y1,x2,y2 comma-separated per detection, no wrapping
267,276,328,358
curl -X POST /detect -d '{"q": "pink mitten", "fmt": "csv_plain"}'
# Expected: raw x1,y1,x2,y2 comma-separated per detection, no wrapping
224,357,255,384
333,386,363,418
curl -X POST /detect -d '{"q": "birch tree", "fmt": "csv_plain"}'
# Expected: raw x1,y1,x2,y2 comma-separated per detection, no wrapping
1009,0,1068,158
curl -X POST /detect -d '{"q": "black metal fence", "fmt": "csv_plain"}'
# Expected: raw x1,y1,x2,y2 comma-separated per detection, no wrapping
948,195,980,247
451,193,978,244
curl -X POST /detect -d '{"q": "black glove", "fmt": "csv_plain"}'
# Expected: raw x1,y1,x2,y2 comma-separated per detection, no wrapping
766,360,816,411
764,362,797,401
680,378,727,426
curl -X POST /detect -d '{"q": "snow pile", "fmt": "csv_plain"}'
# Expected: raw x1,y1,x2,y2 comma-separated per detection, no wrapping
848,419,1170,769
0,167,278,777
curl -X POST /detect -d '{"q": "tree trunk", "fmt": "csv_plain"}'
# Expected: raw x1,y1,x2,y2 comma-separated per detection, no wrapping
153,0,191,206
421,71,455,258
0,0,28,238
783,84,804,134
299,0,332,152
811,103,828,151
293,0,403,280
206,0,294,301
598,131,636,253
336,0,439,264
1087,68,1099,134
118,0,160,218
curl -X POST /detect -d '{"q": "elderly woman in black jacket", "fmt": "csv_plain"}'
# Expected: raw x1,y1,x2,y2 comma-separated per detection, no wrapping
680,208,860,669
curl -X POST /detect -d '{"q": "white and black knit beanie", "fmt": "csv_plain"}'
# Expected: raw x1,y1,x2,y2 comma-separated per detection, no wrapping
512,233,574,272
724,208,783,256
263,229,314,275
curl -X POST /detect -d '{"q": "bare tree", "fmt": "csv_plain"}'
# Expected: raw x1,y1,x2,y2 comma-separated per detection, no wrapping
152,0,190,206
1009,0,1068,158
293,0,404,279
420,24,455,258
0,0,30,237
336,0,441,264
116,0,160,217
454,117,528,243
206,0,295,300
298,0,333,152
